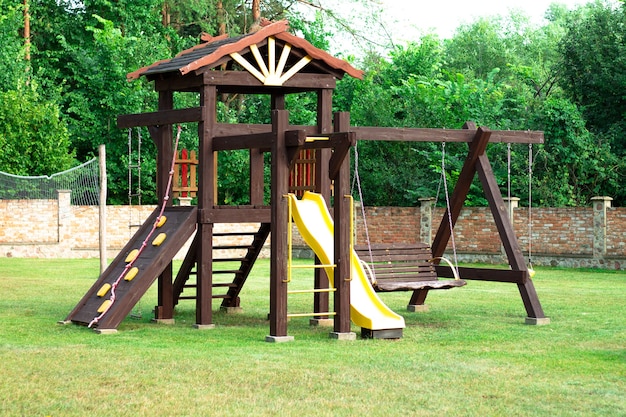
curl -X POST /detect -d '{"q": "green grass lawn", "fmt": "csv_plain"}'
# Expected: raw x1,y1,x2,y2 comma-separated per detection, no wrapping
0,258,624,416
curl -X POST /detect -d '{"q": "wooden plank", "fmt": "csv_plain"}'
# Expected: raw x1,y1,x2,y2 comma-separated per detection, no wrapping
117,107,204,128
376,279,466,292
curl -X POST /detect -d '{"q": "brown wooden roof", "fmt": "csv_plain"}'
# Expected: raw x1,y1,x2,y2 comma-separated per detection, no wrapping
127,20,363,82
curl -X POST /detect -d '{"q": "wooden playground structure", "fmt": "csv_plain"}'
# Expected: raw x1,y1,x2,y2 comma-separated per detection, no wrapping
64,20,549,340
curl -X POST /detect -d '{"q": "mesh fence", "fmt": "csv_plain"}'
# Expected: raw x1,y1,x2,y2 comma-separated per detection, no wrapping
0,158,100,205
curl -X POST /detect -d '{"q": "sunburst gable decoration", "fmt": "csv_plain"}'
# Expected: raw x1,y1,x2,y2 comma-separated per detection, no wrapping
230,37,312,86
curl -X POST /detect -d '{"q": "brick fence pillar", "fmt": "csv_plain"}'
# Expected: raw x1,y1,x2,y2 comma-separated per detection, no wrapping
591,196,612,258
502,197,520,255
57,190,72,244
419,197,435,245
503,196,520,224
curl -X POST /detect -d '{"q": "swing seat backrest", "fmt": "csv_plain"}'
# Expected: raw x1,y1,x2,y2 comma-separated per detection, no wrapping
355,243,466,292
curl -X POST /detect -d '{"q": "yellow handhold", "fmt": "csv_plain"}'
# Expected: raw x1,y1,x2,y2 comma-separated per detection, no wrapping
528,267,536,278
124,267,139,282
156,215,167,228
125,249,139,263
97,299,112,313
152,233,167,246
97,283,111,297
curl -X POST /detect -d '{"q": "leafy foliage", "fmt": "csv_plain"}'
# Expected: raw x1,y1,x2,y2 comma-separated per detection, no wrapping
1,1,624,207
0,86,74,175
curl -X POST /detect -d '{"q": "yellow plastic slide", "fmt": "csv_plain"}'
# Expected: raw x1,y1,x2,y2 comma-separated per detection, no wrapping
288,192,405,331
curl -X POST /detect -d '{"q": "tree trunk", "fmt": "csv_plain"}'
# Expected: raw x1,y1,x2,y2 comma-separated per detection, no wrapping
161,1,170,27
250,0,261,32
23,0,30,62
217,0,226,35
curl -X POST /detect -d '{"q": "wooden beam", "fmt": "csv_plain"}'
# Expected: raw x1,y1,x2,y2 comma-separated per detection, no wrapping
212,131,276,151
154,74,204,92
352,126,543,144
199,207,271,223
203,71,336,90
213,123,544,144
117,107,204,128
435,266,527,283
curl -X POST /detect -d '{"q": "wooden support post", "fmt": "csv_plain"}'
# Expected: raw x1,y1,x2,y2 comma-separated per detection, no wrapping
313,89,333,324
250,147,264,205
155,90,174,323
195,84,217,329
267,109,292,341
98,144,107,275
331,112,353,337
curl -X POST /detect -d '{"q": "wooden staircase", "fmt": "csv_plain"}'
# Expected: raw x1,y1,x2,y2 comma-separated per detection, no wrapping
172,223,271,309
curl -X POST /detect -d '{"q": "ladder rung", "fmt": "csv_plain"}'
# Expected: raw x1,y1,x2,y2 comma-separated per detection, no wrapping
214,245,253,250
213,270,242,275
214,232,257,237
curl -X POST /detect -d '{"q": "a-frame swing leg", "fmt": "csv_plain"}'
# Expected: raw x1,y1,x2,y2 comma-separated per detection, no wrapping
475,152,548,322
424,125,548,323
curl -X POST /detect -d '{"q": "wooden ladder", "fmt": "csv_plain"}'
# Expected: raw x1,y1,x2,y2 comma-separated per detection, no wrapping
172,223,271,308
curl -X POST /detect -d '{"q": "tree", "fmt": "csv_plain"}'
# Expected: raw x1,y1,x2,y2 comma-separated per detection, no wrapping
0,1,29,91
0,85,75,175
530,98,619,206
559,1,626,139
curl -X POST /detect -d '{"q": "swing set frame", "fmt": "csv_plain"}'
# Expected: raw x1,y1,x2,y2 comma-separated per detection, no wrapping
352,122,549,324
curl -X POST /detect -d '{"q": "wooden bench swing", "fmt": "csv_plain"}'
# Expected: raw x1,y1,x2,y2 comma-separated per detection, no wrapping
355,243,466,311
352,138,466,311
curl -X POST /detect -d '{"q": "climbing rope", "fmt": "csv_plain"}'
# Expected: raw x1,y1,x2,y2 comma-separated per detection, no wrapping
89,125,182,328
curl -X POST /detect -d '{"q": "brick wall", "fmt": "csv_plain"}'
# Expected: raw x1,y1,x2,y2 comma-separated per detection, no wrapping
1,195,624,269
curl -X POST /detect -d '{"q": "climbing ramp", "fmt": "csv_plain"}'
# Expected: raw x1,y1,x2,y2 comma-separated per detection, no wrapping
64,206,197,331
